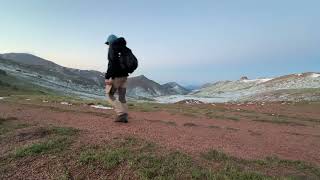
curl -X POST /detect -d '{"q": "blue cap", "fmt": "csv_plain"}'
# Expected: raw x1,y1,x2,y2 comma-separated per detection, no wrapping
105,34,118,45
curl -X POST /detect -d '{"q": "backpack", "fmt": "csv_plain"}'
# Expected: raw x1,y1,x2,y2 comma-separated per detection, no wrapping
119,47,138,73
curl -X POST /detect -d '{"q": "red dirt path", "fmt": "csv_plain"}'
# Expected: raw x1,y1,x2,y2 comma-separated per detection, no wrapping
1,102,320,166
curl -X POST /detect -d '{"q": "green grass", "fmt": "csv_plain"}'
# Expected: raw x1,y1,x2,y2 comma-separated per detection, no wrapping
0,117,29,135
226,127,240,131
211,164,272,180
14,126,78,158
201,149,320,179
228,116,240,121
183,122,198,127
0,72,52,96
208,125,221,129
7,102,112,119
130,103,232,121
50,126,79,136
237,110,318,126
145,119,177,126
14,137,70,157
0,116,18,123
201,150,230,161
263,156,320,178
79,149,100,165
80,146,131,169
79,142,211,179
269,114,320,123
78,137,281,180
31,94,111,107
129,102,160,112
165,121,177,126
252,118,305,126
205,111,241,121
7,93,109,107
134,151,211,180
57,167,72,180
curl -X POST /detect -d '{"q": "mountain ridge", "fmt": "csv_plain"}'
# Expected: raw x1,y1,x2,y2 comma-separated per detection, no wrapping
191,73,320,102
0,53,188,99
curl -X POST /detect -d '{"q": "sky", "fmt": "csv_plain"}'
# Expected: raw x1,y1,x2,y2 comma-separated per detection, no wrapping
0,0,319,86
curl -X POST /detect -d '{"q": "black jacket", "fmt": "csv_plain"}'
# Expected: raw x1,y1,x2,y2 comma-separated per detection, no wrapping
105,37,129,79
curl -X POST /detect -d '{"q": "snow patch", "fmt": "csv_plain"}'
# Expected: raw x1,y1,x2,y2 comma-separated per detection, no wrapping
60,102,72,106
90,105,113,110
242,79,258,83
155,94,233,103
310,73,320,78
0,97,6,100
42,100,49,103
25,99,31,101
185,99,203,104
242,78,273,83
173,85,180,90
259,78,273,82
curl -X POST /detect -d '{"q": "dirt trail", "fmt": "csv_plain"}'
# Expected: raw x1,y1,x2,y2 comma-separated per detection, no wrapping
1,102,320,166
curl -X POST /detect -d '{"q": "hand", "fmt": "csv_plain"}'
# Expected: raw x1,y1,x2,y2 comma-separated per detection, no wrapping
105,79,113,85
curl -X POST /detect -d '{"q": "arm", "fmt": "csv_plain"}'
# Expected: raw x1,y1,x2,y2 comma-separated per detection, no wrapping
105,47,117,79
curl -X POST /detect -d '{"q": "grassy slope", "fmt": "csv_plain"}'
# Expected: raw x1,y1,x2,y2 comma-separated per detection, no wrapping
0,69,110,106
244,88,320,102
0,69,54,96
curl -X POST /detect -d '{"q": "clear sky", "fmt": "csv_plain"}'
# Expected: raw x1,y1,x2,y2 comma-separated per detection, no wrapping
1,0,319,86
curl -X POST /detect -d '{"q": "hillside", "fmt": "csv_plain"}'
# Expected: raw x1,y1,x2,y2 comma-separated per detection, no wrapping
162,82,190,95
127,75,169,98
0,53,188,100
1,53,59,66
0,53,105,87
192,73,320,102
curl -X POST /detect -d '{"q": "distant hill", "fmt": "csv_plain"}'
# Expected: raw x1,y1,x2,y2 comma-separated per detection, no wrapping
127,75,189,98
162,82,190,95
192,73,320,102
0,53,105,87
1,53,58,66
184,85,202,91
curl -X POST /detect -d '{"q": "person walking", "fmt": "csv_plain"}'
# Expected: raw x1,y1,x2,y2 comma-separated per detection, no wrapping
104,34,138,123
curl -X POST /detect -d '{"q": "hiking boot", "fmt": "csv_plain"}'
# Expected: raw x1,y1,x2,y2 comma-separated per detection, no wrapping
122,113,128,123
115,113,128,123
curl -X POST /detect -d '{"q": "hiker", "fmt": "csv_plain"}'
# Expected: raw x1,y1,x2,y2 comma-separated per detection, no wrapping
104,34,138,123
